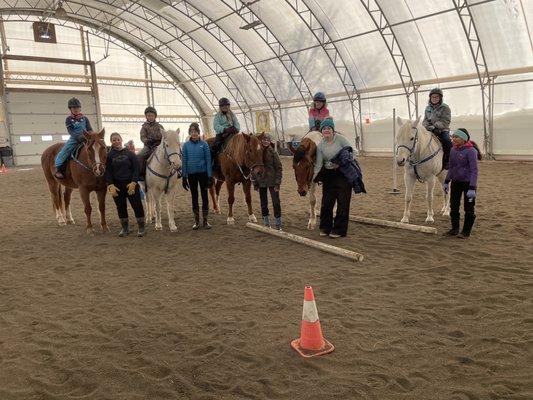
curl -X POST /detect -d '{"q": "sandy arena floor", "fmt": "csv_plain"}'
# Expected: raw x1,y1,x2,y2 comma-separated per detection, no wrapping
0,157,532,400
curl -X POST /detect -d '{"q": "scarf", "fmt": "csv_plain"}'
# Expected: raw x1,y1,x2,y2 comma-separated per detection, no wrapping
71,112,84,121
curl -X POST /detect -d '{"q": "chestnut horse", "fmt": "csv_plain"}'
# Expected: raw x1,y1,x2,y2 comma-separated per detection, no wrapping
207,133,264,224
288,130,322,229
41,130,108,235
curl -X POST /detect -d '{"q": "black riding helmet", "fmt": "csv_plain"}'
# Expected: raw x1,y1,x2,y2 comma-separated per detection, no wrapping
218,97,230,107
313,92,326,102
68,97,81,108
429,88,443,98
144,106,157,116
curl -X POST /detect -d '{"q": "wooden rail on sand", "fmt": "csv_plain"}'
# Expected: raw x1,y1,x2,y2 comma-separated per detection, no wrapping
246,223,364,262
349,215,437,234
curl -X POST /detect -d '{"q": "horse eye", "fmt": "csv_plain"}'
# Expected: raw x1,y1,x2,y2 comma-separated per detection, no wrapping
410,137,414,141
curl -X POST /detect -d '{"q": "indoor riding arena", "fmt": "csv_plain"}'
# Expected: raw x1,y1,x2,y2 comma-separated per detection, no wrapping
0,1,532,400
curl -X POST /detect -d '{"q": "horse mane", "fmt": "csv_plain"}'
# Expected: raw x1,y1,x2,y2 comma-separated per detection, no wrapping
225,133,250,165
293,137,317,163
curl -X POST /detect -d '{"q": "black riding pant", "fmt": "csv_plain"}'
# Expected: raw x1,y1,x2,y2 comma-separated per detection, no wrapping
450,181,475,220
319,169,352,236
259,187,281,218
188,172,209,212
112,181,145,219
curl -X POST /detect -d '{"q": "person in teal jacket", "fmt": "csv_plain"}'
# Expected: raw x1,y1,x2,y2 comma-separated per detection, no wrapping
212,97,240,171
182,122,213,229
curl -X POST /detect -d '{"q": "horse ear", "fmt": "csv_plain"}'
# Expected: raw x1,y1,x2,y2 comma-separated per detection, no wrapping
288,141,296,155
161,129,168,139
413,115,421,127
98,129,105,140
396,116,403,126
244,133,251,142
83,131,91,140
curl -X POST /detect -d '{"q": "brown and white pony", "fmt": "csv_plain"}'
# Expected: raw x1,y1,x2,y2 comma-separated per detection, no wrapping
41,130,108,235
288,130,322,230
208,133,264,224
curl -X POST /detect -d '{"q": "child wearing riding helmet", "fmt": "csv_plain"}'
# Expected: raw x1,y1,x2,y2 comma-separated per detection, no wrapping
54,97,93,179
138,106,164,179
212,97,240,169
181,122,213,230
105,132,146,237
308,92,330,132
443,128,479,238
252,133,283,230
423,88,452,169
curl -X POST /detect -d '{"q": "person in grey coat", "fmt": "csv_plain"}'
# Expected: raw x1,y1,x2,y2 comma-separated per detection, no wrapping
423,88,452,169
252,134,283,230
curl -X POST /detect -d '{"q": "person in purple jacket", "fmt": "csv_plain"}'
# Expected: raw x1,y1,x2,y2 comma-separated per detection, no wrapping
443,128,479,238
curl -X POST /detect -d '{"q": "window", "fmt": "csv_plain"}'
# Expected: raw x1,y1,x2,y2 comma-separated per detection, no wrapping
41,135,53,141
61,135,70,141
20,136,32,142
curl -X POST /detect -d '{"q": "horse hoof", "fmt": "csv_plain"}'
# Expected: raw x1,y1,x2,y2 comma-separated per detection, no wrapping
400,217,410,223
170,226,178,233
58,220,67,226
307,222,316,230
248,214,257,223
155,225,163,231
86,229,95,236
213,209,221,215
101,225,110,233
227,217,235,225
443,210,450,216
67,220,75,225
425,217,435,224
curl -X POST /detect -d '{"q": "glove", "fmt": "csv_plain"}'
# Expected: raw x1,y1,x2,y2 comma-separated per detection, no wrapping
76,135,86,144
207,177,213,188
107,184,119,197
443,182,449,194
427,125,435,132
182,177,189,191
466,189,476,201
127,182,137,196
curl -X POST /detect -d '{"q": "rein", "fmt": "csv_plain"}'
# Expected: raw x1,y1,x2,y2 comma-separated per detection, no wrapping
146,141,182,194
396,126,441,182
70,141,105,176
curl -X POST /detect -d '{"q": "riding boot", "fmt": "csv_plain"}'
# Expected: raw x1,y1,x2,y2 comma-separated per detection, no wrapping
263,215,271,228
53,165,65,179
192,210,200,230
444,214,460,236
202,209,211,229
458,213,476,238
136,218,146,237
275,216,283,231
119,218,130,237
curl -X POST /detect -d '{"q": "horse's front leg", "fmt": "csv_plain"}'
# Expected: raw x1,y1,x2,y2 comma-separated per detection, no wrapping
437,171,450,216
243,180,257,223
308,182,317,230
79,187,94,235
166,190,177,232
153,191,163,230
226,181,236,225
96,189,109,232
64,187,75,224
425,176,436,223
401,170,416,223
209,182,220,215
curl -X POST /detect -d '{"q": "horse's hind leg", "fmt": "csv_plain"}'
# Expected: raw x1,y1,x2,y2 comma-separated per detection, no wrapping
425,176,436,223
308,182,317,230
48,181,66,226
166,190,177,232
226,182,236,225
96,189,109,232
79,187,94,235
64,187,75,224
153,191,163,231
243,180,257,223
401,171,416,223
209,184,220,214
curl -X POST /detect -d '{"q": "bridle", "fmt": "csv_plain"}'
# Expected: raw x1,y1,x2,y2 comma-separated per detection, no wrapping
396,125,441,182
71,139,106,176
147,140,182,193
225,135,264,180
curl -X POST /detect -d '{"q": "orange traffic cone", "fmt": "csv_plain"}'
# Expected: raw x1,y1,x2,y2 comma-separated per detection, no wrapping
0,163,6,174
291,286,334,358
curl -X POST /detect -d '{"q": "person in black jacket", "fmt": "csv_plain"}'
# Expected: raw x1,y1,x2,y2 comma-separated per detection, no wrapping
105,132,145,237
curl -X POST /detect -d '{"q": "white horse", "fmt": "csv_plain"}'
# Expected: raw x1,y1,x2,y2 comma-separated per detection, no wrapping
145,129,182,232
396,116,450,223
288,130,323,230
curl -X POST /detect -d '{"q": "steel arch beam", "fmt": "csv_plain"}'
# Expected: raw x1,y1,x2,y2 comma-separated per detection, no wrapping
0,10,206,119
172,0,284,139
451,0,493,158
360,0,418,119
217,0,313,109
285,0,363,150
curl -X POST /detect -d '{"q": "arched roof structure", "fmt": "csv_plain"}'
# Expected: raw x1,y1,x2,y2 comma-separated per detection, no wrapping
0,0,532,155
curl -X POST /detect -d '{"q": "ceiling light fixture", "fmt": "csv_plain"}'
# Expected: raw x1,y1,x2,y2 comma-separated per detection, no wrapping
55,1,67,18
239,20,262,30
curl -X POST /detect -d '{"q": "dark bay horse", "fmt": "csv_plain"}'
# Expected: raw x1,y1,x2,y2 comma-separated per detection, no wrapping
288,130,323,229
207,133,264,224
41,130,108,235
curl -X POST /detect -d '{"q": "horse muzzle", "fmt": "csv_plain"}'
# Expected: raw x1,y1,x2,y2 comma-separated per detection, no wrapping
298,190,308,197
397,158,406,167
93,163,105,176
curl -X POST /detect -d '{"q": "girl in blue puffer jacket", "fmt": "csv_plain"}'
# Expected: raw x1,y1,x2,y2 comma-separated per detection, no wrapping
443,128,479,238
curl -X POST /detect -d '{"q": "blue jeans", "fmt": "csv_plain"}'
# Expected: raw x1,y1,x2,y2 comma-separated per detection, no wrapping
55,136,78,169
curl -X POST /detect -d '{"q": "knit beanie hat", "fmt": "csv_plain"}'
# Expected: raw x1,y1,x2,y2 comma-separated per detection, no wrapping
453,128,470,141
320,118,335,132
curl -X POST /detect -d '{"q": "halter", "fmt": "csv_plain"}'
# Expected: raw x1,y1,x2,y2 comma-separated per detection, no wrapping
71,140,105,176
223,135,264,181
396,125,441,182
146,140,182,193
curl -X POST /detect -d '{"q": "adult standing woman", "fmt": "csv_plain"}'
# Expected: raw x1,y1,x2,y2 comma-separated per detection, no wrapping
105,132,146,237
181,122,212,230
313,118,353,238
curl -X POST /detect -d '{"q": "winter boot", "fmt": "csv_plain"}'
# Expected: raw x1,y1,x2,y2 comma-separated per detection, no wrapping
192,210,201,230
136,218,146,237
458,213,476,238
275,216,283,231
444,213,460,236
202,209,211,229
118,218,130,237
263,215,271,228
